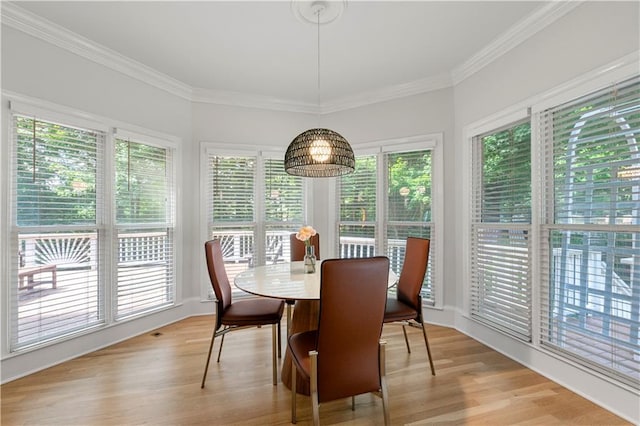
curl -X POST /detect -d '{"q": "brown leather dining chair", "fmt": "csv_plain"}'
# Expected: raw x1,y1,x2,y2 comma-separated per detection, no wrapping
383,237,436,375
201,239,284,388
288,256,391,425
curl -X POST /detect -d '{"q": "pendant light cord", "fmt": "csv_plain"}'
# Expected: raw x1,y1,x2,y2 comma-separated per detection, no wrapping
317,8,321,125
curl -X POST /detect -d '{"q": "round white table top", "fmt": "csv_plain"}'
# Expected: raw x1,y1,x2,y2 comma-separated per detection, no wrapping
234,260,398,300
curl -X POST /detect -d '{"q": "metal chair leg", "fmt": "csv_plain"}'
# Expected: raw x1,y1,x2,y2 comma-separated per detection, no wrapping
216,331,226,362
402,324,411,353
277,321,282,358
310,350,320,426
201,329,218,388
421,322,436,375
291,359,297,424
379,341,390,426
272,324,278,385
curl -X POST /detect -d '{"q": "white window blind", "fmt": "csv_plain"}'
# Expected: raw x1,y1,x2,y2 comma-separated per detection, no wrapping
115,139,175,320
338,155,378,258
207,154,257,287
540,76,640,387
470,121,532,341
11,115,105,349
386,150,435,303
263,158,304,264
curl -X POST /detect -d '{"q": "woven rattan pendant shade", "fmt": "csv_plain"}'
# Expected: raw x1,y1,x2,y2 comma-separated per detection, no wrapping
285,1,354,178
285,128,355,177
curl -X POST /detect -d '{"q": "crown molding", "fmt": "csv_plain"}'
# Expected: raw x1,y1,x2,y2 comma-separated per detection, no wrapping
3,1,584,113
1,2,193,100
191,87,319,114
321,72,453,114
451,1,583,85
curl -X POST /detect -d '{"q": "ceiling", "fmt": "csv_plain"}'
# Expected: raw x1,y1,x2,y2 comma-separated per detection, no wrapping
7,1,551,111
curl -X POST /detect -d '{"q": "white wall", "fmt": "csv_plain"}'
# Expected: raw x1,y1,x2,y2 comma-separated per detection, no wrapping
1,26,195,382
453,2,639,422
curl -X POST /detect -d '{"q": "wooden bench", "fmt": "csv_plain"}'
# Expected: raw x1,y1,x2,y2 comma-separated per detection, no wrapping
18,264,57,290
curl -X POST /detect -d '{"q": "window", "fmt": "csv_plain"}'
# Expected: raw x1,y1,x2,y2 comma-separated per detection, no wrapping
204,149,305,296
338,155,378,258
386,150,435,301
9,103,178,352
540,76,639,387
115,137,175,320
470,121,532,341
337,138,442,306
11,115,106,349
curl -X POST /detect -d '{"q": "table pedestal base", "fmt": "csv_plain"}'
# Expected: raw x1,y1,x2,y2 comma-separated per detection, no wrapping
281,299,319,396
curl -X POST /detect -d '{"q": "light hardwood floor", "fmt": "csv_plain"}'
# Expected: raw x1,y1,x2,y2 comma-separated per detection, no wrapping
1,316,630,425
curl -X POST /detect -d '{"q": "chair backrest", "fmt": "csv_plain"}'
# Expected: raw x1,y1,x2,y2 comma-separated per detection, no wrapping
397,237,430,310
316,256,389,402
289,233,320,261
204,240,232,328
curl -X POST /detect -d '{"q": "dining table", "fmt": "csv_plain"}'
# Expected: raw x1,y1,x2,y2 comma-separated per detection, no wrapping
234,260,398,395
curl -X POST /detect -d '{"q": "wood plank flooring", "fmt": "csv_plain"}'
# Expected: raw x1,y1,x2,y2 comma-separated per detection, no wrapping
1,316,630,425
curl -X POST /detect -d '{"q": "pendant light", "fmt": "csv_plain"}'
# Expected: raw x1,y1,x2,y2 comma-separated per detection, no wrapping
285,1,355,178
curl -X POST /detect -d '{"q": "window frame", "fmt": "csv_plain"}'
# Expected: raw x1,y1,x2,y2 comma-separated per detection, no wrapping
113,128,178,321
469,117,533,341
336,134,444,309
462,57,640,389
4,96,180,353
200,143,310,300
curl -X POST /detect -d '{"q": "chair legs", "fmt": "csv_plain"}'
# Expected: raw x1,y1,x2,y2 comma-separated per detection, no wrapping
310,350,320,426
271,324,278,385
420,321,436,376
216,332,226,362
277,321,282,358
201,326,219,388
291,347,390,425
399,319,436,376
379,340,390,426
291,359,297,424
202,322,281,388
402,324,411,353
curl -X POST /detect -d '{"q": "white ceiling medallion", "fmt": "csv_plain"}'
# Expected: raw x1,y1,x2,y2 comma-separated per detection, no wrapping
291,0,347,25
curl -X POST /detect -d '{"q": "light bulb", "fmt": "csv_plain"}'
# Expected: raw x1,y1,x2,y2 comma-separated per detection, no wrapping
310,138,331,162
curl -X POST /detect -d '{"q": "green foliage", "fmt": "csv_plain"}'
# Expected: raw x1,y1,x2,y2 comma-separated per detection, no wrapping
115,139,168,224
481,122,531,223
340,156,377,224
210,156,255,222
388,151,432,222
16,117,98,226
264,159,303,223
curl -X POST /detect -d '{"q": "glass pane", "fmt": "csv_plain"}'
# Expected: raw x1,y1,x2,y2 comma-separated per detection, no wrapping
16,117,99,226
387,150,432,222
116,140,168,224
210,156,255,223
553,95,640,225
265,225,300,264
338,224,376,258
209,226,255,286
116,227,174,319
15,231,102,348
480,123,531,223
264,159,303,223
546,229,639,382
340,156,377,222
